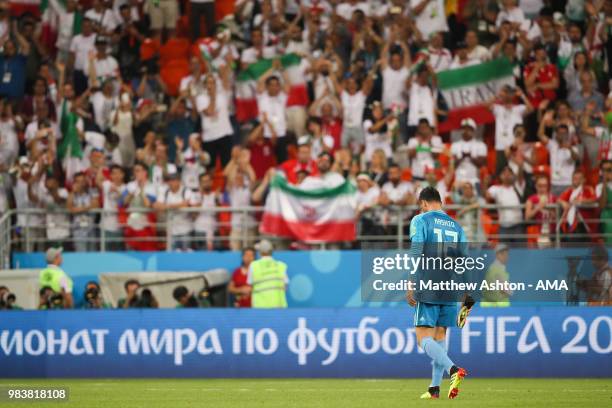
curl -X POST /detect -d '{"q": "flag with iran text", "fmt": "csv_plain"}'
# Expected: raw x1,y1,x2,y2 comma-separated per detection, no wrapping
235,53,307,123
437,58,515,133
260,175,357,242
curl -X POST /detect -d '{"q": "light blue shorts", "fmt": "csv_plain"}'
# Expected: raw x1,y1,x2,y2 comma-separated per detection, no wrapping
414,302,457,327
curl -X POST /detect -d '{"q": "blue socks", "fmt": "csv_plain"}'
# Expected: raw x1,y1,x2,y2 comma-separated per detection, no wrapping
430,339,446,387
421,337,454,377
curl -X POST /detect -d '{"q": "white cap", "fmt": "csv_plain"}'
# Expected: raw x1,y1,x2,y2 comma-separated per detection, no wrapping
46,247,63,263
495,243,509,253
255,239,273,253
460,118,477,129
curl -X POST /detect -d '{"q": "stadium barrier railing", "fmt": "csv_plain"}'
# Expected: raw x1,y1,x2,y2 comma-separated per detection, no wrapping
0,203,609,268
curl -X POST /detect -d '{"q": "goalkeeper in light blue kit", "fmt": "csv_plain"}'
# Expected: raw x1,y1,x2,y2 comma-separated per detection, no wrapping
406,186,475,400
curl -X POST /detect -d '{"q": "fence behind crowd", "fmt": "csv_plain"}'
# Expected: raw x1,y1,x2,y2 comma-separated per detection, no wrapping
1,202,610,268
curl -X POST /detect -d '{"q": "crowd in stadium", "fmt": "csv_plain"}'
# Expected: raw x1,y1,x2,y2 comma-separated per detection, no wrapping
0,0,612,252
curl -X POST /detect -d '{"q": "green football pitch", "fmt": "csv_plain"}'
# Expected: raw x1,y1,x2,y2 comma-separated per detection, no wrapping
0,379,609,407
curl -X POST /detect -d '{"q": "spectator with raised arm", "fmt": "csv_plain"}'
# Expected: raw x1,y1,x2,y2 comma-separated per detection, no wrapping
256,59,291,163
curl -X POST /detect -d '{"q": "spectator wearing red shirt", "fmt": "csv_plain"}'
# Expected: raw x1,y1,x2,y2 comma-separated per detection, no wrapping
524,44,559,109
247,123,276,180
559,169,597,241
525,175,557,247
278,140,319,184
228,247,255,308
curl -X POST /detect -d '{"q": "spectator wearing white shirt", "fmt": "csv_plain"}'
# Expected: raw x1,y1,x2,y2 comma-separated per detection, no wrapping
25,105,60,154
97,164,126,251
306,118,334,160
486,166,526,243
226,156,256,251
380,36,411,111
196,68,234,168
410,0,448,39
407,64,438,138
68,18,97,94
240,27,277,69
451,118,487,188
423,32,452,73
67,172,100,252
450,41,480,69
465,30,491,62
85,0,118,36
38,175,71,247
121,162,157,242
379,163,415,206
537,119,580,196
13,158,45,251
355,172,382,235
191,173,219,251
363,101,393,163
149,142,178,189
90,79,118,133
175,133,211,191
379,163,415,231
154,172,194,251
489,85,533,175
336,0,370,21
333,71,374,154
407,118,443,180
86,37,120,88
46,0,79,63
495,0,526,29
179,57,205,102
256,59,291,163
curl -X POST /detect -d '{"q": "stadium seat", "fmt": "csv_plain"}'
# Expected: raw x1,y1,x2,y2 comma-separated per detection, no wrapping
160,59,190,97
481,211,499,244
159,38,191,65
140,38,161,61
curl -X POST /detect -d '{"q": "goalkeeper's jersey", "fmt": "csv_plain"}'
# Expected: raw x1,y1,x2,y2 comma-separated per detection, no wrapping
409,209,467,304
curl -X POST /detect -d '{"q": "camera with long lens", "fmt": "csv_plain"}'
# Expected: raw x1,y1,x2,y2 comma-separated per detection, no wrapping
0,291,16,310
85,286,100,305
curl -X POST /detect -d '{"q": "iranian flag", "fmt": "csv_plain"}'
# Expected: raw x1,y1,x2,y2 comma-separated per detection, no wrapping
437,58,515,133
40,0,82,54
235,53,307,123
260,175,357,242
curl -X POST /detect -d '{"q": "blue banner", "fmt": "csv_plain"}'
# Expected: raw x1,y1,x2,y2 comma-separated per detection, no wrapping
13,247,608,308
0,307,610,378
12,251,362,308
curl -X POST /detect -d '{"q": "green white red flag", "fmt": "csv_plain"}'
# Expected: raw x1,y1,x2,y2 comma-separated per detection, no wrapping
437,58,515,133
260,175,357,242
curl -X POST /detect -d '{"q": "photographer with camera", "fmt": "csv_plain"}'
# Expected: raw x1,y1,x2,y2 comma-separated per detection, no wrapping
0,286,22,310
38,286,65,309
117,279,159,308
39,247,73,308
172,285,201,308
83,281,112,309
